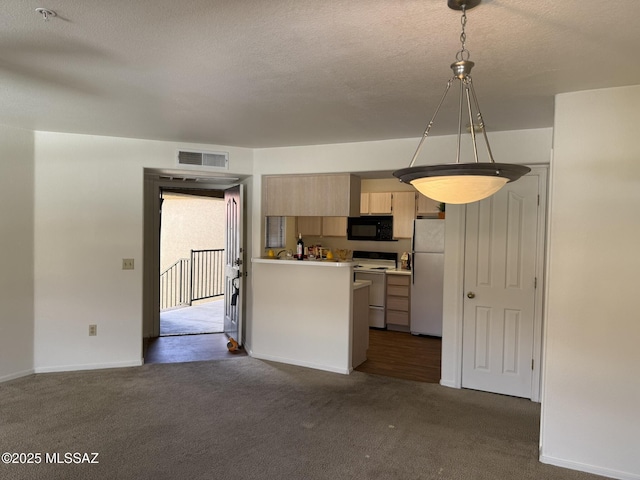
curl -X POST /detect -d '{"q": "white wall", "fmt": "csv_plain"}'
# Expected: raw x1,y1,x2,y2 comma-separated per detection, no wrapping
540,85,640,479
33,132,253,372
0,125,35,381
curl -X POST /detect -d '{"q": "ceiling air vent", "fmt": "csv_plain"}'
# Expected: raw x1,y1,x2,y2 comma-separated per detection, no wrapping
177,150,229,169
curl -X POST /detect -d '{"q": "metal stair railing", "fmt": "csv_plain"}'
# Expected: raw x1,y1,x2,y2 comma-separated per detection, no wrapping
190,249,225,302
160,249,225,311
160,258,191,310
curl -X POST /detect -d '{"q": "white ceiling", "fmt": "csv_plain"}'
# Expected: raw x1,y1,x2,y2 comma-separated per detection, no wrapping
3,0,640,148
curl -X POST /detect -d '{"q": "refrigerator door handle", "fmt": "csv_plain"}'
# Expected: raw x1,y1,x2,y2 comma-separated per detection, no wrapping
411,220,416,252
411,257,416,285
411,219,416,285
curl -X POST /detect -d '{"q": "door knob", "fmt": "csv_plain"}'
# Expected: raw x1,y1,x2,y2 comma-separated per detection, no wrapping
467,292,475,299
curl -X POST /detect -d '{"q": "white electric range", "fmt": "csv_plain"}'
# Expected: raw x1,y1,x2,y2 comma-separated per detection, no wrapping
352,251,397,328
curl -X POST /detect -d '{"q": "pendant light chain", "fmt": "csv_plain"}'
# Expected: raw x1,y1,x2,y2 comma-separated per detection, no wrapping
393,0,531,204
456,5,470,61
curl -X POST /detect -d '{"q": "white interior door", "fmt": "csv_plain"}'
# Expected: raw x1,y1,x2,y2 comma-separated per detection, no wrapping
224,184,244,345
462,174,540,398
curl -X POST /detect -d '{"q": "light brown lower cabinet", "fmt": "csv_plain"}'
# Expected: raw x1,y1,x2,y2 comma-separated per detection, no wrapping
386,274,411,329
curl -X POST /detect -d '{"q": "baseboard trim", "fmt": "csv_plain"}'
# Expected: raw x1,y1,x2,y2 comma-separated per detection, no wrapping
540,454,640,480
34,359,143,374
250,352,350,375
0,368,35,383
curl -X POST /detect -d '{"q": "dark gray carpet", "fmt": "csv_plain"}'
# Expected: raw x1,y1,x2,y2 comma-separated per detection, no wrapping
0,358,606,480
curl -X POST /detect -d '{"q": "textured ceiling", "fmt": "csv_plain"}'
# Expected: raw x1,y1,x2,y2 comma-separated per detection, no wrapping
2,0,640,148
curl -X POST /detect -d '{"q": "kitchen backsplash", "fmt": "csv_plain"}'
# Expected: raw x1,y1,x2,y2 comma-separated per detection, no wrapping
293,235,411,261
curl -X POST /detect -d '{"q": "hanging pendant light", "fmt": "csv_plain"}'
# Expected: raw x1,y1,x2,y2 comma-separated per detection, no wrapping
393,0,530,204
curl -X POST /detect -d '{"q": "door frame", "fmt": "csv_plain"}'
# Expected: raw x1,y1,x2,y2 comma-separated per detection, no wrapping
142,169,248,343
441,165,548,402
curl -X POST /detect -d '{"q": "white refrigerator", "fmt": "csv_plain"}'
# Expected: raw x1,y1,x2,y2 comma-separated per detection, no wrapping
410,219,445,337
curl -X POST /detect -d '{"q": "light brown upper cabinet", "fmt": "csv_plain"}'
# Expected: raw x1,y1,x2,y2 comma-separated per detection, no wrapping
297,216,347,237
392,191,417,239
416,193,440,216
322,217,347,237
263,173,361,217
361,192,392,215
360,193,369,215
297,216,322,236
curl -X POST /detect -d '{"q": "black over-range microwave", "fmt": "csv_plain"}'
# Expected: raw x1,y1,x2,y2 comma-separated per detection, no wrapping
347,216,394,241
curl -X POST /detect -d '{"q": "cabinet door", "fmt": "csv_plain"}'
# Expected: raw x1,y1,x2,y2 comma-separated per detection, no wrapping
392,192,416,238
360,193,370,215
263,174,361,216
368,192,392,214
416,193,440,216
387,296,410,311
386,310,410,326
322,217,347,237
385,274,411,327
297,216,322,236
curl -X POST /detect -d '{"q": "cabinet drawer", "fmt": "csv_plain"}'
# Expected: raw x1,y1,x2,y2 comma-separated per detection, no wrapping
387,275,410,286
387,296,409,311
387,285,409,297
386,310,409,326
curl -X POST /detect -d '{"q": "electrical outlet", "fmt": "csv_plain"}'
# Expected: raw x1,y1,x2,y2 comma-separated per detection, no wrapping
122,258,134,270
89,324,97,336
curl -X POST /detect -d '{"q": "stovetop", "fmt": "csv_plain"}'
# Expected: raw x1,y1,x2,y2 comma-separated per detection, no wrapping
352,251,398,271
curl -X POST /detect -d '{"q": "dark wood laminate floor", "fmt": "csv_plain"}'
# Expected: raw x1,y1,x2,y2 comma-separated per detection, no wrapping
144,333,246,364
144,329,439,384
355,329,442,383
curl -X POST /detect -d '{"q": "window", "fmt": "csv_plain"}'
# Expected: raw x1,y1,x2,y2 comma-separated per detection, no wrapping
265,216,285,248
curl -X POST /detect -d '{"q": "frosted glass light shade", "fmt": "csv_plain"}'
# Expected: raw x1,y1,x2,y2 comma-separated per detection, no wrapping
411,175,508,204
393,163,531,204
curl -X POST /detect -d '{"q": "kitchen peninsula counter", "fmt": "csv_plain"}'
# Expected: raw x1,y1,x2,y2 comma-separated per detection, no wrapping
253,258,354,267
251,258,364,374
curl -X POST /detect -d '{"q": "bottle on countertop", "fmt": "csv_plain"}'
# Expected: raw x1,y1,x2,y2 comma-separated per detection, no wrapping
296,233,304,260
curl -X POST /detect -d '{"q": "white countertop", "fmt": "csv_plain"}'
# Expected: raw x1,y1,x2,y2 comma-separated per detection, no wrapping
386,268,412,276
252,258,354,267
353,279,372,290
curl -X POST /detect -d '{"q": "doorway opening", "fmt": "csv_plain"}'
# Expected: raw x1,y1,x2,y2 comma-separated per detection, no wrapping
159,189,225,337
142,170,247,365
